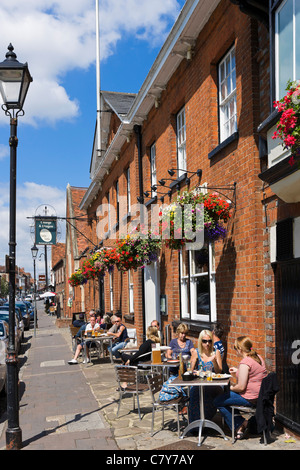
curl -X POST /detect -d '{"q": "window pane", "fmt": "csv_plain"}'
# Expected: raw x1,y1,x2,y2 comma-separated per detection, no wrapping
219,46,237,142
277,0,294,98
196,275,210,316
193,248,209,274
181,248,189,277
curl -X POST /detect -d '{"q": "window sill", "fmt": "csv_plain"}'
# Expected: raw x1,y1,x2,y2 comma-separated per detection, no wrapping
257,110,281,138
124,313,134,322
145,195,157,207
208,131,239,159
169,173,189,190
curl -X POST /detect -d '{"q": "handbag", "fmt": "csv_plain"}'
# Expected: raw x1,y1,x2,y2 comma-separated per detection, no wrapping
159,375,187,402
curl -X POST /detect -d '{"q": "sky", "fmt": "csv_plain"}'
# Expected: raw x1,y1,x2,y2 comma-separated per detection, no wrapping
0,0,186,280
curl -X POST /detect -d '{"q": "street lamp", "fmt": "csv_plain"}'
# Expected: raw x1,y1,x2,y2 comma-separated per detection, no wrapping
31,244,38,338
0,44,32,450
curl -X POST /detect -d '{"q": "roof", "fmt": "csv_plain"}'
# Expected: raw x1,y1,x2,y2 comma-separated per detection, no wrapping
102,91,136,117
51,243,66,270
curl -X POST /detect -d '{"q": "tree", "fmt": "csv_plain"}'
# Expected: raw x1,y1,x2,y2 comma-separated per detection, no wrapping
0,276,9,298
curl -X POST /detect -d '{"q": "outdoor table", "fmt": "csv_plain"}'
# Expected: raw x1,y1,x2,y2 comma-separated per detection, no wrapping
119,347,139,354
82,334,114,364
137,359,180,379
172,375,230,447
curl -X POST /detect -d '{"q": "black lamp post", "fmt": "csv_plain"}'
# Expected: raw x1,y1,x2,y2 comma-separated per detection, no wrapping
31,244,38,338
0,44,32,450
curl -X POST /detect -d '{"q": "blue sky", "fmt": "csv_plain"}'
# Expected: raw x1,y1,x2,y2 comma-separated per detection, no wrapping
0,0,185,277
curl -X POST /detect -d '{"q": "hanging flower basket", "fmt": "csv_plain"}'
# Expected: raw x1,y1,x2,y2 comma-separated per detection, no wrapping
93,247,120,273
116,229,162,271
68,268,87,287
272,80,300,167
159,188,231,249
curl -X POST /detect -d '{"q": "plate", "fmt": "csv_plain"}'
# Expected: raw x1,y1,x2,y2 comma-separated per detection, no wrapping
160,346,171,351
211,373,231,379
167,359,180,363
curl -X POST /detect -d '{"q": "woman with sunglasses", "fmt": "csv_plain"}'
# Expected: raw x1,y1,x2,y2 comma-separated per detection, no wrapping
188,330,223,426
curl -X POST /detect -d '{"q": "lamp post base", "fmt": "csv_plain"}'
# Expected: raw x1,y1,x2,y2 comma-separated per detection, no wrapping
6,428,22,450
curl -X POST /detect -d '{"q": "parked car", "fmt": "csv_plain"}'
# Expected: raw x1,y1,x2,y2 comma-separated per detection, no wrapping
0,339,7,395
0,319,9,350
0,306,24,342
4,301,30,330
0,311,21,352
25,294,33,302
24,301,34,322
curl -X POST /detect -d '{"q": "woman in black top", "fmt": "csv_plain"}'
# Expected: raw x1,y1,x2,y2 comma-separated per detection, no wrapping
121,326,160,366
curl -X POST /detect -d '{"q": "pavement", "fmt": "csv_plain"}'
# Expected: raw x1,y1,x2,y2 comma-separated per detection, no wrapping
0,302,299,453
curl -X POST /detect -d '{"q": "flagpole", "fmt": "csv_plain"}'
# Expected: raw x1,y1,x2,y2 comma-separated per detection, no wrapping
96,0,101,157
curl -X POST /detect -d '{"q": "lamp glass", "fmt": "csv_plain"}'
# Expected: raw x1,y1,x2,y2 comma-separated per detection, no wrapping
0,45,32,110
31,245,38,260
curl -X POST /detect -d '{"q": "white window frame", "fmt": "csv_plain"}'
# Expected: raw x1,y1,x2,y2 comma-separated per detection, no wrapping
150,142,157,197
176,107,186,177
275,0,299,100
107,192,111,235
128,270,134,313
218,46,237,143
180,243,216,323
126,167,131,215
109,272,113,311
116,180,119,225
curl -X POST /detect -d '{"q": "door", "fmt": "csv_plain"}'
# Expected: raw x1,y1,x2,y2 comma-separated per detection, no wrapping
144,261,160,329
275,259,300,433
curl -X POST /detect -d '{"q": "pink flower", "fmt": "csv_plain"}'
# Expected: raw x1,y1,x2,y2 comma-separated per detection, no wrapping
284,135,296,147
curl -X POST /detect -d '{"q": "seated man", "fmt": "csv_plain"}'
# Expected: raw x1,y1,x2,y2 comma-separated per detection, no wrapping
68,315,100,364
72,313,86,328
106,317,128,359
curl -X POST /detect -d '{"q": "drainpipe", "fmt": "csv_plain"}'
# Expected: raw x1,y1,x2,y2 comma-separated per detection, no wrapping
134,124,146,339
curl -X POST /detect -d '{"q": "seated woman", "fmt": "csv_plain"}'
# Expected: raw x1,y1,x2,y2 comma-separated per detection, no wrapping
214,336,267,439
166,323,195,360
165,323,195,377
119,326,160,390
121,326,160,366
188,329,223,424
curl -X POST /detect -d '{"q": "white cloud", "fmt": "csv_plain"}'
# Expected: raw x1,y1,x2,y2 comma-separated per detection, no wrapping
0,181,66,276
0,0,182,126
0,144,9,160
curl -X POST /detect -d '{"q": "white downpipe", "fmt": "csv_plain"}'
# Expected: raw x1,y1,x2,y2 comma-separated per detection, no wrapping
96,0,101,156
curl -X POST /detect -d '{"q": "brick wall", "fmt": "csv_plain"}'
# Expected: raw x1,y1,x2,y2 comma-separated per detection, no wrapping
79,1,273,367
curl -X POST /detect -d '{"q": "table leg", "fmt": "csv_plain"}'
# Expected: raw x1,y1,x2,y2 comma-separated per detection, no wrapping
180,386,228,446
108,339,113,364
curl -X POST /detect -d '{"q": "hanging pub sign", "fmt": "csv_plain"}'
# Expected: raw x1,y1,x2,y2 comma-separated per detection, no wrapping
35,218,57,245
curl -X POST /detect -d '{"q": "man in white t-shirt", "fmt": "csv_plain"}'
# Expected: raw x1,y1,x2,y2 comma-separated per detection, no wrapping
68,315,100,364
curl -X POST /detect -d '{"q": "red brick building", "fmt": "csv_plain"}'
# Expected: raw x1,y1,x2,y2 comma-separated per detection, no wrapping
51,242,66,317
63,0,300,434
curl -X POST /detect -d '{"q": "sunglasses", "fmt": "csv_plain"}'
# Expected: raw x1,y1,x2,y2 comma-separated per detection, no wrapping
202,339,212,344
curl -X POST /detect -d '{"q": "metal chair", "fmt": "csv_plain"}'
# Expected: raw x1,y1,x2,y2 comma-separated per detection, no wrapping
231,405,267,445
231,372,279,445
115,365,149,420
69,326,80,353
146,372,188,437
